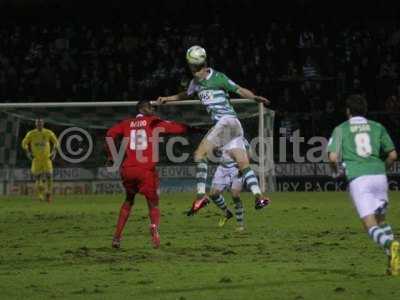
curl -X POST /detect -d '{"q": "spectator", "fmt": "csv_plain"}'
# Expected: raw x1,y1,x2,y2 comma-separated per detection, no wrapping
0,18,398,128
378,54,397,79
282,60,300,80
385,94,400,112
302,56,319,79
299,29,315,49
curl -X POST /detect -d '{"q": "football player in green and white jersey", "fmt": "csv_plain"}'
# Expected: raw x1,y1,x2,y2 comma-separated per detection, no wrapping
158,45,271,214
208,137,250,231
327,94,399,276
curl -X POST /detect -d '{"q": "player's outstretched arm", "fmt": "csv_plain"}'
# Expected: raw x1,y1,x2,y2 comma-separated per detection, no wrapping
153,119,189,135
236,86,270,106
153,119,207,136
157,91,189,104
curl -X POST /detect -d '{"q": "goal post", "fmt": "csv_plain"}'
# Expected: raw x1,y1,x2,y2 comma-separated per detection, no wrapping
259,103,276,193
0,99,276,193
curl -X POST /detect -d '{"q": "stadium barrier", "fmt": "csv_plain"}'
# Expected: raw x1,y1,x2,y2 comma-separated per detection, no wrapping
1,162,400,195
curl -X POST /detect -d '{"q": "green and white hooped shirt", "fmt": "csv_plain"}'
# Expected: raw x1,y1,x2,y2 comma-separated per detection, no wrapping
187,68,239,123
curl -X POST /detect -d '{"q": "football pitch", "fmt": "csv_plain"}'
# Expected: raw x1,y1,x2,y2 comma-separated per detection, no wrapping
0,192,399,300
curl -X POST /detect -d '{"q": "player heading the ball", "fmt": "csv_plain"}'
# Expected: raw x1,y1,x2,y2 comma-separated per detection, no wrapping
158,45,271,214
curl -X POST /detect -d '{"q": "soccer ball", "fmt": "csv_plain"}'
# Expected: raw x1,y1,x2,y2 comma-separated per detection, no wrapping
186,45,207,65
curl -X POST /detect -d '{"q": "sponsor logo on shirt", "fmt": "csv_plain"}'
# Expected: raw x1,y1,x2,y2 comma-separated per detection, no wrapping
199,90,214,104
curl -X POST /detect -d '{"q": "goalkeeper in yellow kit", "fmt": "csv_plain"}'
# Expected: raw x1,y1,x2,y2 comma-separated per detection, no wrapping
21,118,59,202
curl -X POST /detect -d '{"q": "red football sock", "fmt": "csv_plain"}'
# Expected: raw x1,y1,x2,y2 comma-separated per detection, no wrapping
149,207,160,227
114,201,133,239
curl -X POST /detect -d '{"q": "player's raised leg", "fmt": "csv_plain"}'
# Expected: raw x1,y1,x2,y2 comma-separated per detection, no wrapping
195,138,213,198
188,138,213,215
230,148,270,209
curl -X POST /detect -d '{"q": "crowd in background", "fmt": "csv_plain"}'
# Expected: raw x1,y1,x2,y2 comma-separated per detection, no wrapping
1,0,400,163
1,20,400,107
1,20,400,137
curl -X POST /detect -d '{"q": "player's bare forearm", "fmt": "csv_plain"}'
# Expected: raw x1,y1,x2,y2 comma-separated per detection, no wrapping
385,150,398,169
157,91,188,104
329,161,338,173
52,138,60,150
236,87,270,105
328,151,346,179
328,152,339,173
50,146,57,160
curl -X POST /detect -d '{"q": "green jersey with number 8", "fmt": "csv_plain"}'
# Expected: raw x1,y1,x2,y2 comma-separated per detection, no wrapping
327,116,395,180
187,68,238,123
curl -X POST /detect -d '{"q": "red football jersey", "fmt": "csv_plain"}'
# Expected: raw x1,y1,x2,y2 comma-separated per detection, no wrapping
106,114,188,170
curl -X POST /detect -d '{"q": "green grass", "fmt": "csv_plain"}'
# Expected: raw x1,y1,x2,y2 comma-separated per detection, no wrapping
0,192,399,300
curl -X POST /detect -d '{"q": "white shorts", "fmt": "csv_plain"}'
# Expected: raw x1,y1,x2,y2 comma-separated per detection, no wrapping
222,136,247,152
211,166,243,192
206,116,244,148
349,174,389,218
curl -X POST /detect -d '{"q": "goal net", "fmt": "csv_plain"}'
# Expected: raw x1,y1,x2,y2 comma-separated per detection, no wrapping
0,100,275,196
